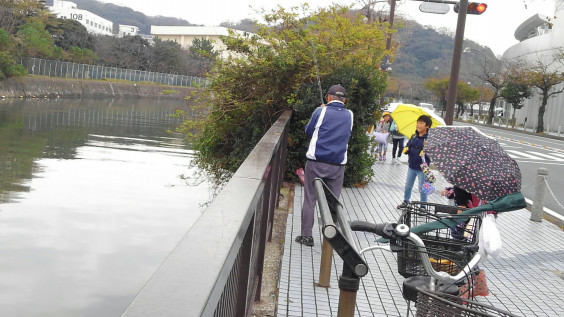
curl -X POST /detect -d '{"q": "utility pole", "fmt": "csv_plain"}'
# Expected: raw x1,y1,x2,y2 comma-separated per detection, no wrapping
385,0,397,52
445,0,468,125
379,0,396,107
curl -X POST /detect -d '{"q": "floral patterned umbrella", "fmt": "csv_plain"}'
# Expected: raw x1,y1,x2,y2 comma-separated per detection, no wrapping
425,126,521,202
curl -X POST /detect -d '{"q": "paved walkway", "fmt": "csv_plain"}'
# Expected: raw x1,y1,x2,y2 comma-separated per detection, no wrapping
277,157,564,317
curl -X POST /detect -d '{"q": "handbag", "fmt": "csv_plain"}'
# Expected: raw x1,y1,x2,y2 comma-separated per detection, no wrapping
459,270,489,298
422,181,435,195
373,131,389,144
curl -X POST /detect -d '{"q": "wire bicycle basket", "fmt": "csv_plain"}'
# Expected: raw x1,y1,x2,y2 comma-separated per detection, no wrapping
395,202,482,278
416,288,519,317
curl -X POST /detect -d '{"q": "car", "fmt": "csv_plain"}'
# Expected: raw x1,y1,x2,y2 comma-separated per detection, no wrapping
419,102,435,112
384,102,403,112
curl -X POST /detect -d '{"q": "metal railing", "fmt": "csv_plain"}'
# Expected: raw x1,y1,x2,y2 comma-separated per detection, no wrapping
122,110,292,317
19,58,209,88
314,178,368,317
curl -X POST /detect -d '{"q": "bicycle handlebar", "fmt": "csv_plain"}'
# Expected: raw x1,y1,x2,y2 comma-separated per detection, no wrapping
352,221,481,284
350,220,410,239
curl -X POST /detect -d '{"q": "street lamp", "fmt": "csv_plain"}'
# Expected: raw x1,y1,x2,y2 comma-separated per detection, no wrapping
463,47,487,119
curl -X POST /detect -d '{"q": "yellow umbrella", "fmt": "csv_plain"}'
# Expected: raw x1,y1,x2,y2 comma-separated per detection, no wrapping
390,104,445,137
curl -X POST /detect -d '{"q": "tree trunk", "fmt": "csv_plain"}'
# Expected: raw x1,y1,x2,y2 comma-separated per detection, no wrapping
537,93,549,133
511,107,516,129
487,97,496,124
440,97,447,117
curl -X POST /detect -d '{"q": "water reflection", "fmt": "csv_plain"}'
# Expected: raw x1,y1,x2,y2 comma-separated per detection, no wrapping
0,98,209,316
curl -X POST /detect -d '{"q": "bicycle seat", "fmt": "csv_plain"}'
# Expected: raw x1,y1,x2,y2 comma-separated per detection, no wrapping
402,276,459,302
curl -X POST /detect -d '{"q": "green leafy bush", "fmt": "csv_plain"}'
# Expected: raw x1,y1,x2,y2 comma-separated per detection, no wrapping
288,65,383,186
0,28,27,79
181,5,390,187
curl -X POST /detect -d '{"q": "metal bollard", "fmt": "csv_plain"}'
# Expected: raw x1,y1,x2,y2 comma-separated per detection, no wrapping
558,125,561,137
531,168,549,222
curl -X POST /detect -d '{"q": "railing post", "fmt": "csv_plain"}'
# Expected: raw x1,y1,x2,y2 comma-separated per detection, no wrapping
313,179,368,317
318,238,333,287
531,168,549,222
337,265,359,317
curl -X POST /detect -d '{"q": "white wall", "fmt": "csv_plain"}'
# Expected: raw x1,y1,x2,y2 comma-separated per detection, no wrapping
502,1,564,131
49,0,113,36
118,25,139,37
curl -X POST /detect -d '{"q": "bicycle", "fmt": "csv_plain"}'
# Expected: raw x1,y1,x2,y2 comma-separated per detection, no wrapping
349,202,519,317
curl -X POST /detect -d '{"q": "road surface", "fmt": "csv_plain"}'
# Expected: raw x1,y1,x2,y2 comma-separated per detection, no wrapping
453,122,564,218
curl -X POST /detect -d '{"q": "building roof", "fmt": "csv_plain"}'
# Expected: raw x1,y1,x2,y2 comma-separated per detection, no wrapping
514,13,551,41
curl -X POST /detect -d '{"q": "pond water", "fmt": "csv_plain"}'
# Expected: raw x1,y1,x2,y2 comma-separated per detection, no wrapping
0,98,210,316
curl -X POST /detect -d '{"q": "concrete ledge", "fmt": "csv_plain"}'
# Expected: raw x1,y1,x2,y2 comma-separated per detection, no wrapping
0,76,198,99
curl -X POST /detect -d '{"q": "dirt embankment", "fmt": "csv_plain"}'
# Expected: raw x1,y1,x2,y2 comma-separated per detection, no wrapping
0,76,198,99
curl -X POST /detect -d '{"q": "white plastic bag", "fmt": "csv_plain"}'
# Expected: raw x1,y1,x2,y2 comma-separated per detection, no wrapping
478,213,502,262
373,131,389,144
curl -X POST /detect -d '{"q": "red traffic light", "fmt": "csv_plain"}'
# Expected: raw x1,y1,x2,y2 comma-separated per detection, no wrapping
468,2,487,14
454,2,487,15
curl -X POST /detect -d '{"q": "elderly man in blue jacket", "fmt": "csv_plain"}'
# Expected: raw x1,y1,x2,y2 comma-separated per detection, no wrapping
295,84,354,247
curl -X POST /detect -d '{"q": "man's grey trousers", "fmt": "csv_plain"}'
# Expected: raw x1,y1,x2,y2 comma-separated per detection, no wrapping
301,160,345,236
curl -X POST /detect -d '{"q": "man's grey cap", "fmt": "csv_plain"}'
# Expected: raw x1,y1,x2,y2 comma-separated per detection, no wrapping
327,84,346,97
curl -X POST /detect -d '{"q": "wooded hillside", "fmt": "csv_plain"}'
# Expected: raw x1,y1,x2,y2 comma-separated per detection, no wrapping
44,0,500,101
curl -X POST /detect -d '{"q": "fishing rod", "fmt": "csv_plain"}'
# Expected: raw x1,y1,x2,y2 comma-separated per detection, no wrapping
311,39,324,104
306,20,324,104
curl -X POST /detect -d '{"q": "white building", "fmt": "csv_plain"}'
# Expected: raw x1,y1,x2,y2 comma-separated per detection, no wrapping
118,25,140,37
502,0,564,131
150,26,254,58
49,0,113,36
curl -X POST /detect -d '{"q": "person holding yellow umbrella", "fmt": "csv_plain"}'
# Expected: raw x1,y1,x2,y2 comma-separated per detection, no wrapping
390,104,445,137
397,115,434,209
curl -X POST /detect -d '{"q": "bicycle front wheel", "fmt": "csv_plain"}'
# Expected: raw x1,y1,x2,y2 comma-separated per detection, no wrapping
416,288,519,317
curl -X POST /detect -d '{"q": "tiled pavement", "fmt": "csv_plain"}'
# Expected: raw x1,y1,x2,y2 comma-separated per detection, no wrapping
277,156,564,317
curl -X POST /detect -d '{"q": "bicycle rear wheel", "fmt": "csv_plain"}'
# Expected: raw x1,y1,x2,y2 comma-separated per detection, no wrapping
416,288,519,317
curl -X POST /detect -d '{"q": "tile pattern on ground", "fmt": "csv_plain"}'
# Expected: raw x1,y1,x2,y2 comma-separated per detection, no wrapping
278,158,564,317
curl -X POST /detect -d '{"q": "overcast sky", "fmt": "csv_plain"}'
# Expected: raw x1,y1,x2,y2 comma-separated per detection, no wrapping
99,0,557,56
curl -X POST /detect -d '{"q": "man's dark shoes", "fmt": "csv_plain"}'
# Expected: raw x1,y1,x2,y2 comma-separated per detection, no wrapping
397,201,409,209
295,235,314,246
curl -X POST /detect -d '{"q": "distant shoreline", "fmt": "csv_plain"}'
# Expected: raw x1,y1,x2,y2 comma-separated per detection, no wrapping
0,76,198,100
